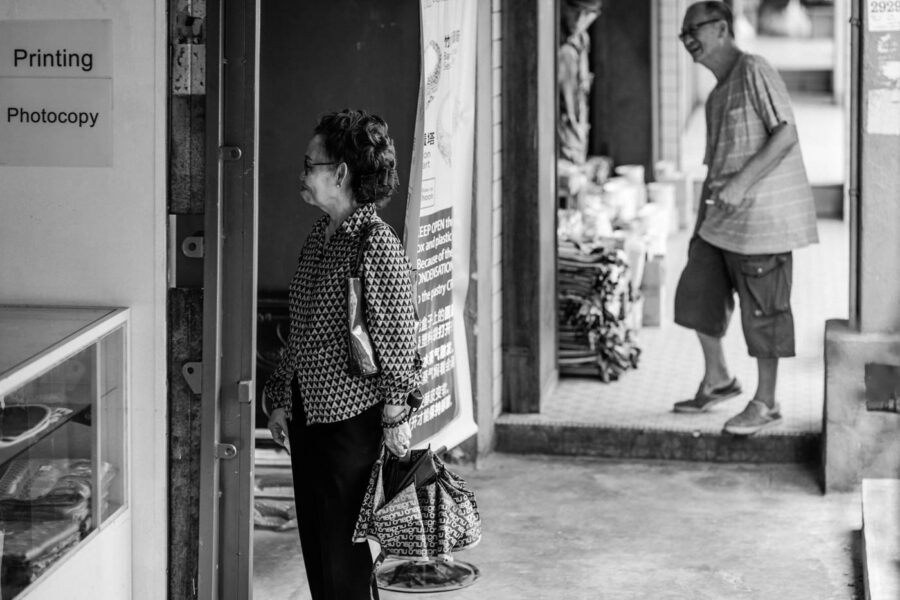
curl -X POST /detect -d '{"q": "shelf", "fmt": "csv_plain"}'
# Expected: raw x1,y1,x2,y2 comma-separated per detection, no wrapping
0,403,91,468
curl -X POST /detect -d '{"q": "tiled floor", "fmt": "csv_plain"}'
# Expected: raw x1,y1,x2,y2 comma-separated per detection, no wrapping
540,217,848,436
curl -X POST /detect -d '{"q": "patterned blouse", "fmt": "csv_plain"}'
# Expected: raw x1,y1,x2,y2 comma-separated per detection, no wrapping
699,52,818,254
263,203,420,425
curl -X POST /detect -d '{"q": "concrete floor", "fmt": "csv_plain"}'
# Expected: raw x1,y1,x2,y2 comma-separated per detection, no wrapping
254,453,863,599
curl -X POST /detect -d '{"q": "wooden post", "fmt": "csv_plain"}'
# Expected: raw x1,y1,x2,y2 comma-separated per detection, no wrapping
501,0,558,413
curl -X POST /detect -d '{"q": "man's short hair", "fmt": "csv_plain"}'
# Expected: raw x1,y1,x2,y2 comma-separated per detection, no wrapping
690,1,734,37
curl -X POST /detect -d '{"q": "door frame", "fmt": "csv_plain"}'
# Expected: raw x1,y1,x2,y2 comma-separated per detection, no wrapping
198,0,260,598
501,0,559,414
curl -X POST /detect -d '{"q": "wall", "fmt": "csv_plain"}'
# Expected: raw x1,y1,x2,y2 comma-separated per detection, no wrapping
258,0,421,294
822,0,900,491
590,0,653,174
857,7,900,334
655,0,694,167
0,1,167,599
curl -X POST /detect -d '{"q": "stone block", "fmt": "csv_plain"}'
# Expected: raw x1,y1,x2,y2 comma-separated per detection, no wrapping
823,320,900,492
862,478,900,600
494,417,818,463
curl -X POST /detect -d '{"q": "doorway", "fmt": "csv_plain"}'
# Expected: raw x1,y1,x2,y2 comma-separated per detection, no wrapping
250,1,421,596
547,0,850,452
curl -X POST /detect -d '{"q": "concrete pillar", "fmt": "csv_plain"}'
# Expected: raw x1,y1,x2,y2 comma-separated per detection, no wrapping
823,1,900,492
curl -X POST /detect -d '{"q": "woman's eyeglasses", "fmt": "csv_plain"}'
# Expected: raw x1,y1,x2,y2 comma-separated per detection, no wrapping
678,18,722,41
304,157,338,177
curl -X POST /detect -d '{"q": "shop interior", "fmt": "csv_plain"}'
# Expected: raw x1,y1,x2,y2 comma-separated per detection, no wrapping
551,0,849,439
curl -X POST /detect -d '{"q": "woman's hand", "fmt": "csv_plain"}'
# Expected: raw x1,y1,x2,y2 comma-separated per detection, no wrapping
268,408,290,452
383,420,412,457
382,405,412,457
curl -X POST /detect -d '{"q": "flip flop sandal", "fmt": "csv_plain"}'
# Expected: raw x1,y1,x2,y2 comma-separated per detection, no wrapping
672,377,742,413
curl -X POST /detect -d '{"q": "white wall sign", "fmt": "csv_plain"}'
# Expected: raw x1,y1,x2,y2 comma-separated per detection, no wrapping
868,0,900,32
0,20,112,167
867,88,900,134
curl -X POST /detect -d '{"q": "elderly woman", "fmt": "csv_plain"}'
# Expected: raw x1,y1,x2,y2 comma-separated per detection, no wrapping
264,109,420,600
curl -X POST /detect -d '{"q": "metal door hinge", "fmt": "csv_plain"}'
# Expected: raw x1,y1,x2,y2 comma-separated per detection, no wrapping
172,43,206,96
168,214,205,289
182,362,202,395
216,443,238,459
238,380,254,404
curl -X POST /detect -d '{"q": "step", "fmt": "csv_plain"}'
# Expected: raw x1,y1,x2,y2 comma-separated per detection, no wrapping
495,416,818,463
862,478,900,600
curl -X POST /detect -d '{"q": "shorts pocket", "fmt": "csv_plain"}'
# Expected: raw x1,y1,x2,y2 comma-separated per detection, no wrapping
739,255,790,316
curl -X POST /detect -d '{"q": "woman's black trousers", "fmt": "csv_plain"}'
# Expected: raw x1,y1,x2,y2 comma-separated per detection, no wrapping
288,392,382,600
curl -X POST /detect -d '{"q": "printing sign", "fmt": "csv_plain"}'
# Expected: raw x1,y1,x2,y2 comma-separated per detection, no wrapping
0,20,112,167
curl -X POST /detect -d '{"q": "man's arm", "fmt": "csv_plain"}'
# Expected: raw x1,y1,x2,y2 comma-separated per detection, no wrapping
711,121,798,209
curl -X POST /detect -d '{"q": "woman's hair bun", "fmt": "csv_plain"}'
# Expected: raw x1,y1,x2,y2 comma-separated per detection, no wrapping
315,109,400,205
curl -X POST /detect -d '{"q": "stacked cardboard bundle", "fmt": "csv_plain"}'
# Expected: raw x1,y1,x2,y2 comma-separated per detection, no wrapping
558,240,642,381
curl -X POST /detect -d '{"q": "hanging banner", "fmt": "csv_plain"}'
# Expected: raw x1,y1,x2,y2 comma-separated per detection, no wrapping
406,0,477,451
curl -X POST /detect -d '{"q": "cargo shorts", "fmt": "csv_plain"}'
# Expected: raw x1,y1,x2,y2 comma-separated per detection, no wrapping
674,237,795,358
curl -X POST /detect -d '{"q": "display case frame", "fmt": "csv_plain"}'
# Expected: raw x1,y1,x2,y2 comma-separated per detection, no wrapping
0,305,130,598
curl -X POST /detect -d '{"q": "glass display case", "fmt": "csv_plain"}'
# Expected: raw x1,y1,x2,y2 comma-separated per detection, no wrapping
0,306,128,599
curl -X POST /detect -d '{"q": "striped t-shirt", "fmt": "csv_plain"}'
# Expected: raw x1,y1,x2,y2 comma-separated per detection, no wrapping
699,52,818,254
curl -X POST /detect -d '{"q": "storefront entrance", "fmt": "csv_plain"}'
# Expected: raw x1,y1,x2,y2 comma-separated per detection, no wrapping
497,0,855,463
191,1,422,597
252,1,421,596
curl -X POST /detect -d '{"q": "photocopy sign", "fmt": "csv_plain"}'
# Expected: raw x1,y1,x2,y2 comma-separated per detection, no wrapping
0,20,112,167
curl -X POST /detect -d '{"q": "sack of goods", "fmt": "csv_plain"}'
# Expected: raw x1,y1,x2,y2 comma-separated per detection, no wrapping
353,446,482,563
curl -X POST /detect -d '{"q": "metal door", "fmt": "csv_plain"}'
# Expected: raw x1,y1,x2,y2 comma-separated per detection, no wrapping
198,0,260,598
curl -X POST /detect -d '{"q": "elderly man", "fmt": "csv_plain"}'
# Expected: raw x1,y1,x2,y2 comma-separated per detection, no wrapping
672,1,818,435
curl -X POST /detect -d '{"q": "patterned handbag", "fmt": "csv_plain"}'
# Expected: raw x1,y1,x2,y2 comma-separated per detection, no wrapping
352,446,482,562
